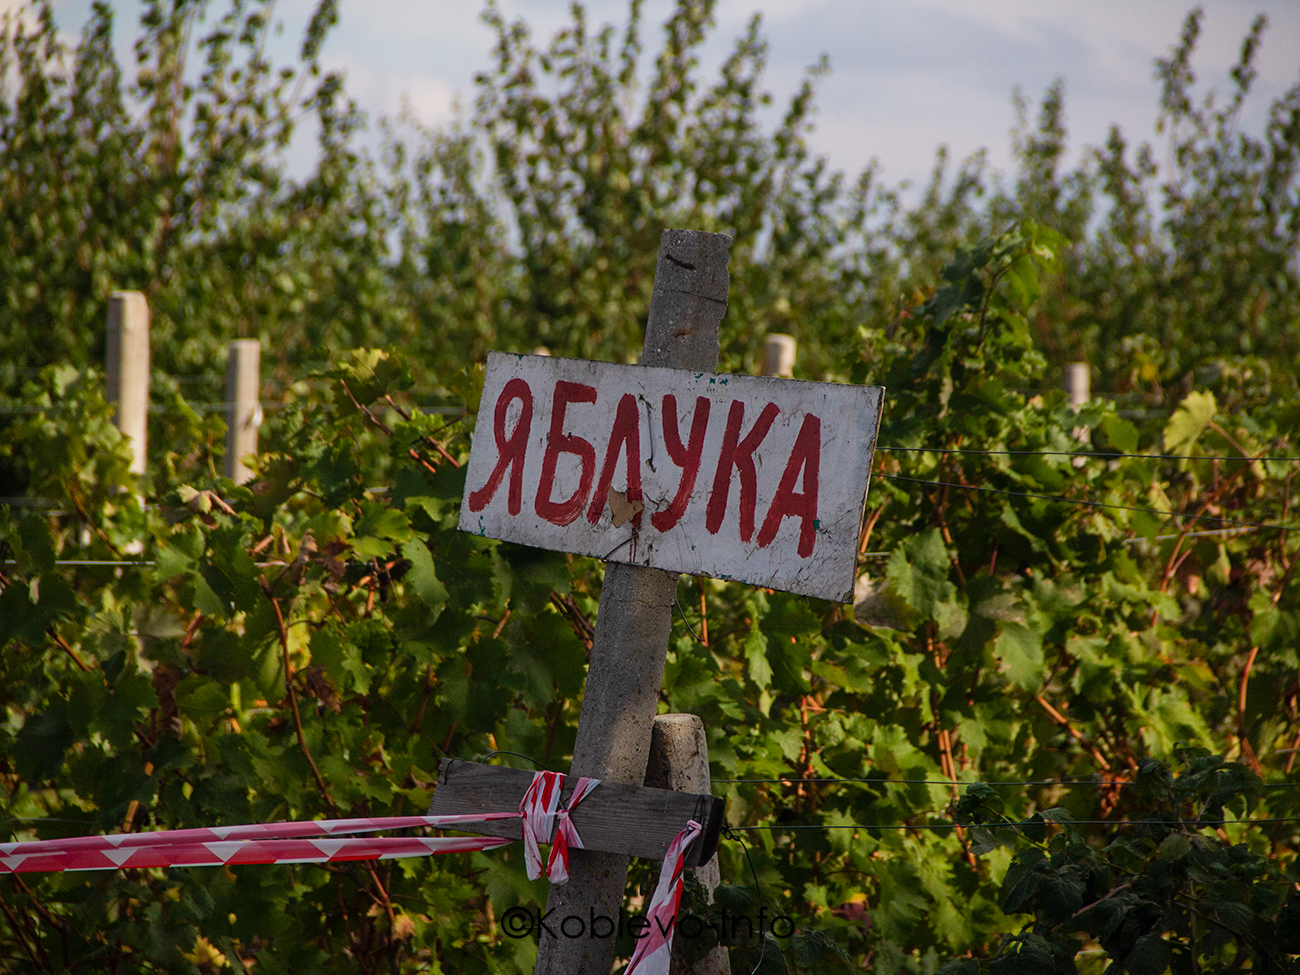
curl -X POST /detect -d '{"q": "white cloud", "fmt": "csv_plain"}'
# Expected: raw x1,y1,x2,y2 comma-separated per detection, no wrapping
29,0,1300,190
717,0,829,24
320,49,458,127
0,0,38,19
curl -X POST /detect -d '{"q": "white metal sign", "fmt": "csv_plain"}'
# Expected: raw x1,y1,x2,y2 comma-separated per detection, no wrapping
459,353,884,602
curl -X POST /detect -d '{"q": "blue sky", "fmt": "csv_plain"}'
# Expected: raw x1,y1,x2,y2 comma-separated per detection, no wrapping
14,0,1300,190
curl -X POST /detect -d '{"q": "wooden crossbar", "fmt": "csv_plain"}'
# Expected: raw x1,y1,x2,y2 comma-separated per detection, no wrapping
427,758,725,866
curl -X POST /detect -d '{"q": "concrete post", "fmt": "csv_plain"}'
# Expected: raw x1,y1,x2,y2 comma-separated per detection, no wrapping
1064,362,1090,407
224,340,261,484
762,334,796,378
645,714,731,975
533,230,731,975
106,291,150,477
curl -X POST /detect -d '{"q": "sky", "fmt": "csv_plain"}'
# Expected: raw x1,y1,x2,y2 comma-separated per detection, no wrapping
8,0,1300,191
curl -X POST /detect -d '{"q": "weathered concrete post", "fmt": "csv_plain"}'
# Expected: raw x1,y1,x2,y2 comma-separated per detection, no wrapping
646,714,731,975
1064,361,1090,407
762,333,796,378
224,339,261,484
532,229,731,975
106,291,150,477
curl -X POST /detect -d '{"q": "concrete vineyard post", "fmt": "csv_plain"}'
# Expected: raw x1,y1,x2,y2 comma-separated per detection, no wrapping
762,333,796,378
646,714,731,975
1064,361,1090,407
224,339,261,484
106,291,150,477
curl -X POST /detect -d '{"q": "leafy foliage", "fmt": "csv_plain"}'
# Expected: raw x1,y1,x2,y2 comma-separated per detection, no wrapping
2,1,1299,973
948,752,1300,975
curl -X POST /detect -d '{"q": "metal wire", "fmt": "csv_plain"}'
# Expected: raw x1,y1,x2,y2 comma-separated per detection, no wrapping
719,823,770,975
728,816,1300,831
879,446,1300,463
1122,528,1251,543
673,594,704,643
601,532,637,561
879,474,1297,531
476,750,552,771
1,559,155,567
714,776,1300,789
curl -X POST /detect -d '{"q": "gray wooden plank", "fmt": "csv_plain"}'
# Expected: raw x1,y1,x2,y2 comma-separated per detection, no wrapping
427,759,724,866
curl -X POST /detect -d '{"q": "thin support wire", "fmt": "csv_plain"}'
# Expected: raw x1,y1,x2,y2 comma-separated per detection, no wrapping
476,750,552,772
720,824,769,975
879,474,1297,531
1,560,155,567
714,776,1300,789
728,816,1300,831
674,593,703,643
601,532,637,561
879,446,1300,463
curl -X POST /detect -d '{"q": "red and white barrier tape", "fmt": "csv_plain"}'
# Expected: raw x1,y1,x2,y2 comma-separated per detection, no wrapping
517,770,601,884
622,819,702,975
520,771,566,881
3,769,704,963
2,771,603,883
5,779,707,975
0,812,516,860
1,835,511,874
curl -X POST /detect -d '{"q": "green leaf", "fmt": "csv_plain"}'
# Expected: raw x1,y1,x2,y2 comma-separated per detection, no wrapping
14,707,74,782
190,573,228,618
994,624,1045,691
1100,414,1139,453
744,625,772,691
1157,833,1190,862
934,599,969,640
352,502,413,559
1213,902,1253,935
175,675,233,727
989,933,1056,975
1124,934,1171,975
1001,858,1041,914
886,528,957,617
312,627,369,695
1164,390,1216,453
400,539,447,616
17,515,56,574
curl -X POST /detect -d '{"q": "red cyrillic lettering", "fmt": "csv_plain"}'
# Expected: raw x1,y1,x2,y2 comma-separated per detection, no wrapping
587,393,643,524
651,394,710,533
706,400,779,541
757,413,821,557
468,377,534,514
534,380,598,526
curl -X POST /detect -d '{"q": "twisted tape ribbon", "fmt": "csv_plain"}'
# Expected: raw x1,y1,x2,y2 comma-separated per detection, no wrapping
622,819,702,975
520,771,566,880
518,771,602,883
545,776,600,884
